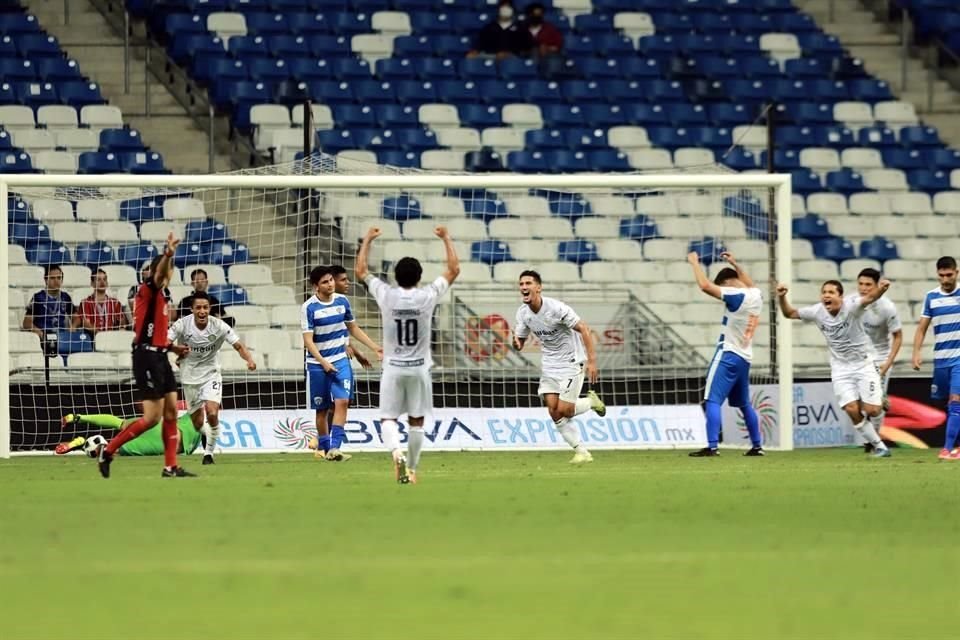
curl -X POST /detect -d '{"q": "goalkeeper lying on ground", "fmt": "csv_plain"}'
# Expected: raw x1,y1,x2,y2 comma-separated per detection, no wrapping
56,413,204,457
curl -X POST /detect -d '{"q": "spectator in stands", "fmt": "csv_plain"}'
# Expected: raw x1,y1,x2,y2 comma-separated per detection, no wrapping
22,264,74,339
128,262,171,318
466,0,534,60
177,268,234,327
524,2,563,58
73,269,130,335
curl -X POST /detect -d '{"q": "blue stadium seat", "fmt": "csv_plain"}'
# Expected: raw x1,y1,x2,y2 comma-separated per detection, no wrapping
58,81,105,107
331,13,369,34
382,195,422,221
624,103,668,126
17,33,61,58
248,58,292,83
856,126,897,149
416,57,458,80
0,13,41,35
507,150,548,173
525,129,566,150
378,150,421,168
307,34,351,56
458,57,498,79
574,13,612,34
186,218,229,244
169,34,225,65
187,0,229,14
813,237,856,263
724,78,770,105
798,33,843,56
588,149,631,172
643,79,686,103
207,240,250,265
228,36,268,59
620,58,662,79
688,237,724,265
464,195,508,221
209,284,249,306
697,56,741,79
315,129,356,153
331,57,372,80
784,57,826,78
584,104,628,127
550,196,591,221
541,105,585,128
58,330,93,356
35,58,83,82
558,240,600,265
306,79,355,104
900,125,941,148
731,14,775,33
77,152,120,174
523,80,564,105
928,148,960,170
245,12,290,35
551,150,591,173
27,242,71,265
438,79,482,105
119,197,165,225
498,57,538,81
558,80,607,106
393,35,432,57
333,104,377,127
15,81,58,108
471,239,512,265
9,221,50,247
376,104,417,128
6,198,32,223
394,128,437,151
815,126,856,149
565,128,607,150
646,127,692,149
432,34,470,57
117,242,159,268
693,12,733,33
787,102,834,124
409,12,451,35
375,57,415,80
459,104,500,129
287,12,331,34
121,152,168,174
465,148,504,172
723,192,766,222
792,213,831,240
790,170,823,196
908,169,950,193
353,128,402,151
720,147,758,171
849,79,894,103
579,57,623,80
760,149,801,170
166,12,206,35
100,128,146,152
667,103,709,126
75,241,117,268
0,83,15,105
0,59,36,81
830,57,869,79
174,242,208,268
394,80,438,105
860,237,899,262
619,215,659,241
0,150,32,173
717,34,761,55
882,149,926,171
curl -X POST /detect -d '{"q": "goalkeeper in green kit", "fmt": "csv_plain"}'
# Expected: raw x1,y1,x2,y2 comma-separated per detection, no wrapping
56,413,204,457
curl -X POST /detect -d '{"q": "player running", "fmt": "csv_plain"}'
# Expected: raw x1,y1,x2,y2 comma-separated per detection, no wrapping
687,251,764,457
853,268,902,453
57,412,205,457
512,270,605,465
302,266,381,462
777,278,892,458
96,232,194,478
911,256,960,459
168,292,257,465
355,225,459,484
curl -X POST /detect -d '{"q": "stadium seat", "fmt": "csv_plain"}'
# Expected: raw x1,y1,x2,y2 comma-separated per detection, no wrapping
859,237,899,262
470,239,512,265
247,285,296,306
57,329,94,355
75,241,117,268
117,242,159,268
813,237,856,263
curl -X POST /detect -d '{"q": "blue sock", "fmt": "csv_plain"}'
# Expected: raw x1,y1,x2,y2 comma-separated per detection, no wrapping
742,404,762,448
318,435,331,453
705,401,722,450
945,402,960,450
330,425,345,450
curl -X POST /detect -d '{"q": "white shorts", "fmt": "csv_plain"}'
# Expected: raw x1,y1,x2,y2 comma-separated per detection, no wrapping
832,362,883,409
379,366,433,420
537,369,585,404
183,377,222,413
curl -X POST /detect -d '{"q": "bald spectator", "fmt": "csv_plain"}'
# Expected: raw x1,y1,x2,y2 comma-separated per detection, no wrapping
466,0,534,60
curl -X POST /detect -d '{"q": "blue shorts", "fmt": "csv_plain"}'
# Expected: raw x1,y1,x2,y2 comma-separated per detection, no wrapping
307,359,354,411
931,363,960,400
704,349,751,408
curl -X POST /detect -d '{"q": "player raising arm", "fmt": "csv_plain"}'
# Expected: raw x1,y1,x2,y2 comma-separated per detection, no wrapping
687,251,764,457
168,292,257,465
356,225,459,484
777,278,892,458
513,270,605,465
911,256,960,459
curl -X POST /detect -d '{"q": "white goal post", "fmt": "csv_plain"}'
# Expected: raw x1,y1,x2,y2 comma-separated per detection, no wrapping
0,171,793,458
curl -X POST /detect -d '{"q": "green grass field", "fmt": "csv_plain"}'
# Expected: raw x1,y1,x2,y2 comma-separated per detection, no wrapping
1,449,958,639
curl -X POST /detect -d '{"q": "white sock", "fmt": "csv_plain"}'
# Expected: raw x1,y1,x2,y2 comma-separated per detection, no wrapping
574,397,592,416
870,413,883,432
205,423,220,456
856,419,885,448
554,417,585,451
381,420,402,461
408,426,425,471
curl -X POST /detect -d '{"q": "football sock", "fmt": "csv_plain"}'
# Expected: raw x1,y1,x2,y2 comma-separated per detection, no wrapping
79,414,124,430
704,400,722,450
855,419,885,448
162,418,179,468
204,422,220,456
574,397,592,416
381,420,401,460
330,425,346,450
945,402,960,450
554,417,584,451
869,412,883,434
408,426,424,471
741,404,762,448
104,417,150,455
317,435,331,454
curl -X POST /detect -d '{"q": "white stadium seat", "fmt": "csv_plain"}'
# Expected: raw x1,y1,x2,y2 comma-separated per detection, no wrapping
31,199,75,223
101,265,138,289
52,221,96,244
61,264,93,288
268,349,305,370
34,150,78,174
614,12,655,39
243,328,292,353
623,261,665,283
799,148,840,173
883,259,926,281
488,218,534,240
12,129,55,152
401,219,440,241
481,127,525,155
581,262,624,283
597,239,644,262
588,195,634,218
164,198,206,221
914,216,960,237
226,305,270,328
796,260,839,281
351,34,394,65
18,352,65,369
862,168,908,192
507,239,552,262
247,286,296,306
848,192,892,216
724,239,768,262
503,195,550,219
445,218,488,241
456,262,493,285
933,192,960,215
420,195,466,219
419,149,465,171
10,265,43,287
140,221,183,243
37,105,78,130
833,101,874,129
55,128,98,152
876,217,917,238
492,261,523,283
0,105,35,128
80,105,123,132
228,263,273,286
67,352,117,369
792,194,807,216
574,217,620,239
8,289,25,309
874,101,918,127
9,330,41,353
806,192,849,217
249,104,291,151
434,127,481,151
635,194,678,216
890,192,932,216
759,32,801,63
674,147,715,168
207,11,247,42
221,350,265,370
608,126,651,151
270,304,303,328
628,148,673,170
372,10,412,36
76,199,120,222
501,103,543,130
840,259,881,280
186,264,226,285
96,221,139,243
828,217,871,240
534,261,581,283
642,239,686,260
292,103,334,129
8,244,27,265
418,103,460,129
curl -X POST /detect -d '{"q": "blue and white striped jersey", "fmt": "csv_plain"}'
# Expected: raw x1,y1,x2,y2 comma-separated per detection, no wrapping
922,287,960,367
300,294,353,366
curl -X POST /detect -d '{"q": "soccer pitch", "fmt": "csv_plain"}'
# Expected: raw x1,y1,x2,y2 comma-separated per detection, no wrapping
1,449,957,639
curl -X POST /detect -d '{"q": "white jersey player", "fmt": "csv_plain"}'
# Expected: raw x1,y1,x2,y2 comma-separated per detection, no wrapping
168,292,257,464
777,278,892,457
512,270,606,465
356,224,460,485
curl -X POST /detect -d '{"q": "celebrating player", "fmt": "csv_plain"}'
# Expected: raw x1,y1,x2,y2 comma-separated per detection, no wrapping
96,232,195,478
168,292,257,465
302,266,381,462
512,270,605,465
853,268,902,452
58,412,205,457
687,251,764,457
355,225,459,484
911,256,960,459
777,278,892,457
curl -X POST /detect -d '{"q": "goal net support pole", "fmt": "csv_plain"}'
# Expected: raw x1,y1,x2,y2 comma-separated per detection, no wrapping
0,172,793,458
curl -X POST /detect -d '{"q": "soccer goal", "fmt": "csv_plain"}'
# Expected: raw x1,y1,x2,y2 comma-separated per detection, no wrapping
0,160,793,457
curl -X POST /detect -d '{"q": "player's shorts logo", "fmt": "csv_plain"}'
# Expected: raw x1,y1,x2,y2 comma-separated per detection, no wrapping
313,396,323,407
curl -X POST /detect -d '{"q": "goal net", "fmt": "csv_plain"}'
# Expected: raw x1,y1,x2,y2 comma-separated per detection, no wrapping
0,159,793,457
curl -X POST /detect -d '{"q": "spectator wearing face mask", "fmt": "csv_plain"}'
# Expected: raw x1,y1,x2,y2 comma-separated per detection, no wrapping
466,0,534,60
524,2,563,58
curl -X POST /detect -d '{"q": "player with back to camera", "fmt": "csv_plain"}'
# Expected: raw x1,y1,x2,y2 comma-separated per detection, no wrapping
355,225,459,484
852,268,902,453
777,277,892,458
911,256,960,459
512,270,606,465
168,291,258,465
302,266,381,462
687,251,765,457
96,232,195,478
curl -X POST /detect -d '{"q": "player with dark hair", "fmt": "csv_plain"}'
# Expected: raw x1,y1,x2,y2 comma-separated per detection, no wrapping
329,264,373,369
777,277,892,458
512,269,605,464
687,251,764,457
96,232,194,478
853,267,902,452
912,256,960,459
22,264,74,339
356,225,459,484
74,268,129,335
302,266,381,461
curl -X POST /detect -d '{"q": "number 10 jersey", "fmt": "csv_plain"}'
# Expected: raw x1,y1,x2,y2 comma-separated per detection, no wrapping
364,274,450,369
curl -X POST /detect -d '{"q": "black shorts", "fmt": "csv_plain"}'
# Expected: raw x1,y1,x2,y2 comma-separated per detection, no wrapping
132,347,177,400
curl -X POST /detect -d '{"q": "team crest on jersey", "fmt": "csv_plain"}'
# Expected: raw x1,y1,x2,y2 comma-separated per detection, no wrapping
932,383,939,395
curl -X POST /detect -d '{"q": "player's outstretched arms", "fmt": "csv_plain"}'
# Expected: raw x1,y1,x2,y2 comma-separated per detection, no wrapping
154,232,180,289
233,341,257,370
687,251,722,300
912,316,931,370
776,284,800,319
721,251,755,287
435,225,461,284
355,227,381,281
574,320,599,384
